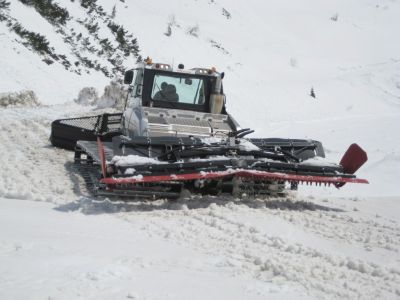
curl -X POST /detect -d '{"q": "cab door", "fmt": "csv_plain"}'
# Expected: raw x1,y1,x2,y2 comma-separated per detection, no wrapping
122,67,146,137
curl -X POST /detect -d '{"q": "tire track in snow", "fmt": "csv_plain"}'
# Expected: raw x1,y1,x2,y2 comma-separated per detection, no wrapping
275,207,400,254
189,205,400,299
117,201,400,299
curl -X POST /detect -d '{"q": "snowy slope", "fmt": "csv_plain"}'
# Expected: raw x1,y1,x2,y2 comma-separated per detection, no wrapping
1,0,400,299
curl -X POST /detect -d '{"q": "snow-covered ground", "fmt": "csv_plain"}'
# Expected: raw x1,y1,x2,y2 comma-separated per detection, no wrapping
2,195,400,300
1,0,400,299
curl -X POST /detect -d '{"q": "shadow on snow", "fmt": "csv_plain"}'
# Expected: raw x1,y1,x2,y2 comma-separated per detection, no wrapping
54,195,345,215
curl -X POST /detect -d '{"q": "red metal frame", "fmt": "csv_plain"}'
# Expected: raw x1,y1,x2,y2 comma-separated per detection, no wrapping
97,137,107,178
101,169,368,186
340,143,368,174
97,140,368,188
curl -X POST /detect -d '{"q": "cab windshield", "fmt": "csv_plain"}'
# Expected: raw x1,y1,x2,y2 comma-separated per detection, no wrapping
151,74,206,105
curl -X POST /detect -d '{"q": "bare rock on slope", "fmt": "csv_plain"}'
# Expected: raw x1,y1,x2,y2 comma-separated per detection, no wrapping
0,90,41,107
75,87,99,106
74,81,127,110
97,80,127,110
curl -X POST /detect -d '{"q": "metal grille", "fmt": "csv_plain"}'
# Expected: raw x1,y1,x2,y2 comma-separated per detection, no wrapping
171,124,211,134
167,117,210,127
148,116,168,124
210,121,231,131
60,116,99,131
58,114,122,133
144,106,233,137
148,123,171,132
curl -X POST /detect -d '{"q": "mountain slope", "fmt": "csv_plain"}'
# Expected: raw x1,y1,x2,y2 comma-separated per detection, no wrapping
0,1,400,299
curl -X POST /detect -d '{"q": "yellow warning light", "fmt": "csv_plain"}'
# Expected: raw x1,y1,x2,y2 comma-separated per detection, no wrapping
145,56,153,65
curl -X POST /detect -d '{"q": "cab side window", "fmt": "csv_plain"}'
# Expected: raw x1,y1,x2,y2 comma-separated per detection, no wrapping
134,68,144,97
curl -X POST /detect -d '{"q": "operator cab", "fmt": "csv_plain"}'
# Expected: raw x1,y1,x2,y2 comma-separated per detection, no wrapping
122,58,233,138
124,58,226,114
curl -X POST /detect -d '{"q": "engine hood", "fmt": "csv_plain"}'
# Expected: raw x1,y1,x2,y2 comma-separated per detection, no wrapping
143,107,232,138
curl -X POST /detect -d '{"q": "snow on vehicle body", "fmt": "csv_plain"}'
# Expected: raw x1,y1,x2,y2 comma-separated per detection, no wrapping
51,58,368,199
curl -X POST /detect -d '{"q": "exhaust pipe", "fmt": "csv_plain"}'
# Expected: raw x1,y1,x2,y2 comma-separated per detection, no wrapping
209,74,225,114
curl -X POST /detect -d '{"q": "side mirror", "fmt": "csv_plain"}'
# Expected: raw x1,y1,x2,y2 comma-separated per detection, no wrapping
124,70,134,84
136,84,143,97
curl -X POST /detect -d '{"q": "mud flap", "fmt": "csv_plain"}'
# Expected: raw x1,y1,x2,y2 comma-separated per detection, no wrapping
336,143,368,188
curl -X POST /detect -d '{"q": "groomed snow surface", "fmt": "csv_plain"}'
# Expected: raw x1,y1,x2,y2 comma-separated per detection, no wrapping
1,0,400,299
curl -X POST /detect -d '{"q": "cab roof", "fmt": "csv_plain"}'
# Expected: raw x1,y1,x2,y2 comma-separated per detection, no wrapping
140,57,220,77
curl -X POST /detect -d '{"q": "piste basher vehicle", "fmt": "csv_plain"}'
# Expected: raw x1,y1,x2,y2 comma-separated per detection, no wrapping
51,58,368,199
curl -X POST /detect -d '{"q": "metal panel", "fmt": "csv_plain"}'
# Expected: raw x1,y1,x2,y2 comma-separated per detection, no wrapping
143,106,232,137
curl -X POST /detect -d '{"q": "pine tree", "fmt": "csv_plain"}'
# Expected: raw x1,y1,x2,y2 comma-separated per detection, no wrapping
111,4,116,18
310,87,316,98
